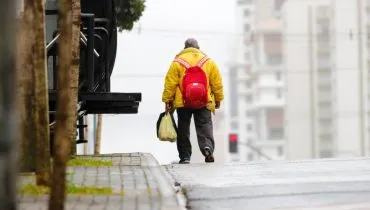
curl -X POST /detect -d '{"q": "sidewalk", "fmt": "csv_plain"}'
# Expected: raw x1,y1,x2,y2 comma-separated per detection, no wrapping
17,153,186,210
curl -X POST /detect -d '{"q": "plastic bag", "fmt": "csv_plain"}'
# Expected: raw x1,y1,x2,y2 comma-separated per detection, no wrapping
156,112,177,142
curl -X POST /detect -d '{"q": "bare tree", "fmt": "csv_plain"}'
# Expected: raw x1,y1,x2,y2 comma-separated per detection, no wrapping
0,1,18,209
17,0,37,173
68,0,81,156
48,0,73,209
33,0,51,187
94,114,102,155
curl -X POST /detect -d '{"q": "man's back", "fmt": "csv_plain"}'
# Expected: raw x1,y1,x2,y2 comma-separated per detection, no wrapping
161,38,224,164
162,46,224,112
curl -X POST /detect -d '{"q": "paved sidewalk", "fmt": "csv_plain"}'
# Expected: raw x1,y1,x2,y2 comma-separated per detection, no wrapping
17,153,186,210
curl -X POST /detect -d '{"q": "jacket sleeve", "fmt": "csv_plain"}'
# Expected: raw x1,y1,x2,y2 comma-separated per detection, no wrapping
208,60,224,102
162,62,179,103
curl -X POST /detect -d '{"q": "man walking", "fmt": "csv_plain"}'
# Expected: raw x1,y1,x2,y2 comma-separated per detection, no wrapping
162,38,224,164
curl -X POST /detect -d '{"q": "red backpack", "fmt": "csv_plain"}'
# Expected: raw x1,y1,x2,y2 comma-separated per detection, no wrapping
174,56,210,109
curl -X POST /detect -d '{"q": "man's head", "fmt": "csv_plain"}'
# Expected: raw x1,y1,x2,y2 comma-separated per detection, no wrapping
184,38,200,49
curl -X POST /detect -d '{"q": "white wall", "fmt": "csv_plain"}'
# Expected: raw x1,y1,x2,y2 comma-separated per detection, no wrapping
332,0,366,157
283,0,315,159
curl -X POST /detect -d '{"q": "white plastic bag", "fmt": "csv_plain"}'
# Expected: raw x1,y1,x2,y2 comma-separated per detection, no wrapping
158,113,177,142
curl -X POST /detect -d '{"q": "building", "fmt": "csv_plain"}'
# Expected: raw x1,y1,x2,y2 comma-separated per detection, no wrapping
228,0,287,162
283,0,370,159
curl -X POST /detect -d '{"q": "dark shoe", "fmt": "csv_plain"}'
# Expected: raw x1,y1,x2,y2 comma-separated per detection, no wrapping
203,147,214,163
179,158,190,164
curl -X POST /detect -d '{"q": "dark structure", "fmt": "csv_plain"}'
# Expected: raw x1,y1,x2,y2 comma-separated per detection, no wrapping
228,133,238,154
46,0,142,148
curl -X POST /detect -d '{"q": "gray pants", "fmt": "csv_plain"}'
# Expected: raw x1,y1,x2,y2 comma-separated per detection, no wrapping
176,107,215,160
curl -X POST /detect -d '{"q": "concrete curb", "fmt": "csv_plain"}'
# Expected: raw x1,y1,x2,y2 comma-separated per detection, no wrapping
162,165,188,210
141,153,187,210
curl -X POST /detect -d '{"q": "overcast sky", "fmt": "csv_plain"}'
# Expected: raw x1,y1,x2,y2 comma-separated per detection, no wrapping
82,0,236,164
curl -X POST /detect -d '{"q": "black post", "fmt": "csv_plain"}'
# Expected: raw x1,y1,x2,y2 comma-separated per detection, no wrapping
82,13,95,92
0,0,17,209
78,116,85,142
52,31,58,90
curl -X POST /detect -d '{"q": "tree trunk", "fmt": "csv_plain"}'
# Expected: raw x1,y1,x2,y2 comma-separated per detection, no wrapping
0,1,18,209
48,0,73,209
17,0,37,173
33,0,51,187
94,114,102,155
68,0,81,156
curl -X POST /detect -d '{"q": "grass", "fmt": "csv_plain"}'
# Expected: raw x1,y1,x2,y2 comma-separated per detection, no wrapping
67,158,113,167
19,183,114,195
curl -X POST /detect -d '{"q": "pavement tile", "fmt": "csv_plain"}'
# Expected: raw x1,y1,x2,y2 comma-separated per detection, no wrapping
17,153,184,210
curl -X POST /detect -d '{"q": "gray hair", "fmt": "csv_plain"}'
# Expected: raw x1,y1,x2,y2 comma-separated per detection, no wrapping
184,38,200,49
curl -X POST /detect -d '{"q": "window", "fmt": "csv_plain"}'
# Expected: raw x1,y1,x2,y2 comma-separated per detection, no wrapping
247,153,254,161
320,116,332,124
244,51,250,60
246,81,252,88
246,95,253,103
244,9,251,17
318,83,331,92
276,72,282,81
320,149,333,158
246,111,254,117
320,134,332,142
277,146,284,156
266,54,282,65
268,128,284,140
274,0,286,11
244,23,251,32
247,124,253,131
231,121,238,130
276,89,282,99
318,101,331,109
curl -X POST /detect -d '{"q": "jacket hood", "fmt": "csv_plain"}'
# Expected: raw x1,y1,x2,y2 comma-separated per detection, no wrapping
174,47,206,58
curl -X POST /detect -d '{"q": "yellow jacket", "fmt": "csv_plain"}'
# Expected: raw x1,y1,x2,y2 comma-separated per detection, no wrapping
162,47,224,112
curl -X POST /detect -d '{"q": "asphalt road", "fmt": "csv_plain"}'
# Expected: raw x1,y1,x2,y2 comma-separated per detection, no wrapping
166,157,370,210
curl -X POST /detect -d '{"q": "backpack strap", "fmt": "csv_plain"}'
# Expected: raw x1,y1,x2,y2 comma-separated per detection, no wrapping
196,56,209,67
174,58,191,69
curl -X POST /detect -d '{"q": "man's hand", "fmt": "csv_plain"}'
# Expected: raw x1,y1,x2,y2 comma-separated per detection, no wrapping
215,101,221,109
165,102,173,113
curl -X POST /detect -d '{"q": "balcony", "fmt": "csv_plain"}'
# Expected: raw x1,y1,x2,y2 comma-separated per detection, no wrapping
318,110,332,120
317,91,332,102
238,86,254,96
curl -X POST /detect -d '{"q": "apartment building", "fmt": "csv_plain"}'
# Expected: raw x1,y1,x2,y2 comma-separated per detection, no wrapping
228,0,287,161
283,0,370,159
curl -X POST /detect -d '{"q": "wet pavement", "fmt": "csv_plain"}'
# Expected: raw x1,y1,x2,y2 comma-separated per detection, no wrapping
166,157,370,210
18,153,186,210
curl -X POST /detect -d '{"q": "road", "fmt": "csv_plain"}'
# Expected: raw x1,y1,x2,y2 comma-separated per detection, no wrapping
165,157,370,210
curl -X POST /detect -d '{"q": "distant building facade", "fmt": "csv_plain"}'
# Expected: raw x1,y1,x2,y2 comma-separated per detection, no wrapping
228,0,287,162
283,0,370,159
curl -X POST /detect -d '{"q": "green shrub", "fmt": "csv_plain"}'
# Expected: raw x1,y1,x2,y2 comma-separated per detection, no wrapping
115,0,146,31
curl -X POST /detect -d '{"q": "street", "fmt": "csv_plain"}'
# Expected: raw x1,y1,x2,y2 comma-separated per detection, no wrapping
166,157,370,210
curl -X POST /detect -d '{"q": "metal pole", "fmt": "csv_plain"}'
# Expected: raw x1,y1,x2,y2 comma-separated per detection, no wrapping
93,114,96,154
81,13,95,92
0,0,18,209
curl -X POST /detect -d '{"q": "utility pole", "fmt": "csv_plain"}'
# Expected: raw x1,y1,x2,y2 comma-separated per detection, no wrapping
94,114,102,155
0,0,18,209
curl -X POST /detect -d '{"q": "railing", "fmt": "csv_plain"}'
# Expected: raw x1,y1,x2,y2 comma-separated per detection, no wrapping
240,141,273,160
45,11,108,93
